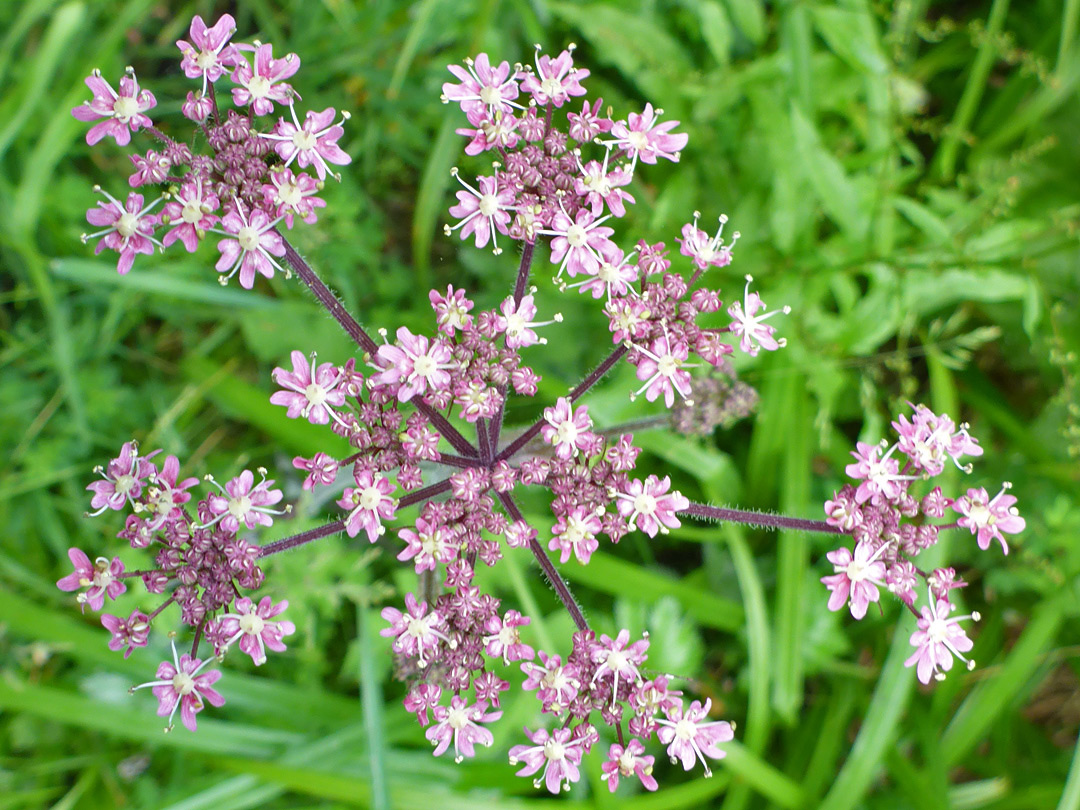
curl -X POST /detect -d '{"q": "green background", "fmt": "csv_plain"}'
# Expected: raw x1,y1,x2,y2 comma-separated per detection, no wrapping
2,0,1079,807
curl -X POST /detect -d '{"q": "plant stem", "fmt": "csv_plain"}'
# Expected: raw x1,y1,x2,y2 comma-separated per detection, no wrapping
681,501,845,534
495,344,627,462
257,519,347,557
496,491,589,632
487,240,536,451
279,235,480,459
398,478,453,509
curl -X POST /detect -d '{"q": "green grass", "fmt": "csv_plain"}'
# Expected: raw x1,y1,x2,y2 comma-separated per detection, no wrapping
2,1,1079,808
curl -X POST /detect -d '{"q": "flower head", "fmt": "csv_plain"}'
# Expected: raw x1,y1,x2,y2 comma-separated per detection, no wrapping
904,596,980,684
72,68,156,146
953,484,1024,554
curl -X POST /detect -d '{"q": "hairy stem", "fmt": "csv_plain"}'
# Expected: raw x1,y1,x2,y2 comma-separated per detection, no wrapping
496,491,589,632
280,235,480,459
257,519,347,557
681,501,844,534
495,344,627,461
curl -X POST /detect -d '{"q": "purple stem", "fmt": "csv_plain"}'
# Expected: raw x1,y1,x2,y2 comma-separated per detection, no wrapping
487,240,536,451
279,236,480,460
258,519,347,557
398,478,453,508
680,501,845,534
496,491,589,632
495,344,627,462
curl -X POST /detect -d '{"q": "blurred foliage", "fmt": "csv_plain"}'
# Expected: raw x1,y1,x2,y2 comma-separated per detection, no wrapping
1,0,1079,808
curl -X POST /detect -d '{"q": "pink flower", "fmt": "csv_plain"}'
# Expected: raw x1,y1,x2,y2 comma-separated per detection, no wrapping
541,397,594,460
616,475,689,537
566,242,639,301
521,651,580,712
820,542,886,620
482,610,534,665
425,696,502,762
574,153,634,218
262,105,351,181
456,107,521,155
727,275,789,356
374,327,455,403
677,211,739,271
128,149,171,187
496,293,561,349
443,54,521,115
86,440,158,514
429,285,474,335
217,596,295,666
607,103,687,171
230,43,300,116
162,179,220,252
131,640,224,732
953,484,1025,554
404,683,442,726
397,517,459,573
72,67,156,146
446,170,515,253
549,506,602,564
632,335,694,407
591,629,649,705
83,189,163,275
57,549,126,611
101,610,150,658
519,47,589,107
542,207,614,278
508,726,584,794
602,739,658,792
142,455,198,530
338,469,397,542
380,593,449,667
567,97,613,142
176,14,239,92
271,350,346,426
262,169,325,227
845,441,907,505
292,452,339,490
215,203,285,289
656,699,733,776
904,597,979,684
204,469,285,533
892,403,983,475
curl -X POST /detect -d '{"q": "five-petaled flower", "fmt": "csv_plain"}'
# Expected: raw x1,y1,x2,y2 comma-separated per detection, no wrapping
904,596,980,684
508,726,584,794
339,469,398,542
131,640,225,732
655,698,733,776
216,596,295,666
953,484,1025,554
72,67,156,146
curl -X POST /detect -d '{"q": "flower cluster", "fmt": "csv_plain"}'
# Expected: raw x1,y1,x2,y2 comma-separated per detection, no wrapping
66,16,1021,797
59,440,295,730
820,403,1025,683
75,13,349,285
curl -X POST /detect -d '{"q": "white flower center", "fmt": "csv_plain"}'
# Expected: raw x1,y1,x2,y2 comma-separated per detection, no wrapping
114,474,136,495
246,74,272,100
237,225,260,252
448,705,470,730
967,503,992,527
239,612,265,636
195,51,219,71
412,354,436,379
674,717,697,741
605,649,628,673
657,354,679,377
228,494,252,519
845,559,868,582
627,131,650,153
556,420,578,446
172,671,195,696
181,199,204,224
478,193,500,218
359,485,383,510
544,738,567,762
927,617,950,644
113,95,139,122
304,383,327,406
540,77,563,99
479,85,501,106
633,493,658,516
505,313,526,336
566,224,587,248
276,181,302,207
293,129,318,152
116,212,139,239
